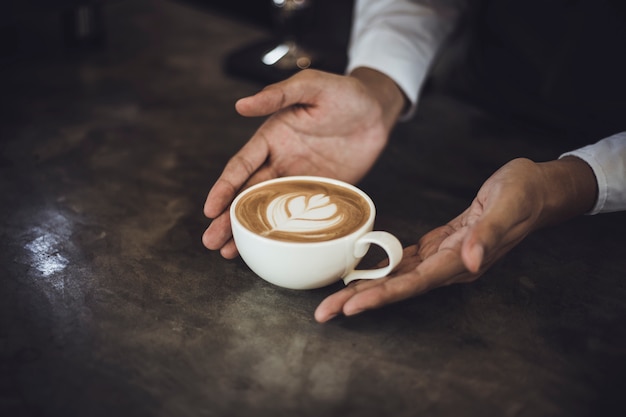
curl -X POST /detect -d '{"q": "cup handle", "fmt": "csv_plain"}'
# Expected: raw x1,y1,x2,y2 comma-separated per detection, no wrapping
342,231,403,285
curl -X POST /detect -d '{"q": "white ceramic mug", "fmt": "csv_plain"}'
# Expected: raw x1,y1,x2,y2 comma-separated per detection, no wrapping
229,176,403,290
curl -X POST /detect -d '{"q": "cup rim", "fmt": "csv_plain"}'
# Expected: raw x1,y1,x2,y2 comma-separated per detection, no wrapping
230,175,376,246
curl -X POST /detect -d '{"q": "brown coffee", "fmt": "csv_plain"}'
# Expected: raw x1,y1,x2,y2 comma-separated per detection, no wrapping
234,179,371,243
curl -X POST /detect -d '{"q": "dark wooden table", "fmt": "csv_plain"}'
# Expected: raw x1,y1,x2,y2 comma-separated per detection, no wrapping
1,1,625,416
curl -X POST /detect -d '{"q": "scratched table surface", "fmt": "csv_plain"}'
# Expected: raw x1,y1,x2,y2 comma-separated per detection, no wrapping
1,1,625,416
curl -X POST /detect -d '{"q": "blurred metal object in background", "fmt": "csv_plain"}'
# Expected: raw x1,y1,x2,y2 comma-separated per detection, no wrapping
261,0,314,70
224,0,351,84
61,2,106,51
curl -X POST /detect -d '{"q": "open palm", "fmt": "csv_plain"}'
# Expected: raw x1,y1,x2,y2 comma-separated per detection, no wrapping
314,158,549,322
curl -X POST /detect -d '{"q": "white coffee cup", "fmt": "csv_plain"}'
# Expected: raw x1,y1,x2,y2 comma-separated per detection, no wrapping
230,176,403,290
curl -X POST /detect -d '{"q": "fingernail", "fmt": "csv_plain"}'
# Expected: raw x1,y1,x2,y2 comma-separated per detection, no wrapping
345,308,364,317
315,311,336,323
325,314,339,321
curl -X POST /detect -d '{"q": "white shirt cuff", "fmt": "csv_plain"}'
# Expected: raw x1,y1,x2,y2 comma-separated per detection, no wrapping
560,132,626,214
346,0,460,120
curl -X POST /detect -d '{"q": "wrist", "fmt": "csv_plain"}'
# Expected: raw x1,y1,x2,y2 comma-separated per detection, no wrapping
348,67,407,132
535,156,598,228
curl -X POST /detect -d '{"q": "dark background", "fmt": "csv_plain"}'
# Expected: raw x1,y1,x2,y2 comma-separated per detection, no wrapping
1,0,354,66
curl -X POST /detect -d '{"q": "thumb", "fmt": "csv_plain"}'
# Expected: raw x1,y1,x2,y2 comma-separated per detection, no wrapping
460,203,527,274
461,238,484,274
460,209,507,274
235,71,319,117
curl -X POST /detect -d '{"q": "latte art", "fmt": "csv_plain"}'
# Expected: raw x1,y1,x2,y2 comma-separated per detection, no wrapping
267,193,342,233
235,180,371,242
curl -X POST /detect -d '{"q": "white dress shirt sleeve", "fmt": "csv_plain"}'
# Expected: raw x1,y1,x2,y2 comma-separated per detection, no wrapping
560,132,626,214
347,0,463,119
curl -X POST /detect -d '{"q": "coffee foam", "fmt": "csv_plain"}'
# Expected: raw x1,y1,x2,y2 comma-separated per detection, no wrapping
235,180,370,243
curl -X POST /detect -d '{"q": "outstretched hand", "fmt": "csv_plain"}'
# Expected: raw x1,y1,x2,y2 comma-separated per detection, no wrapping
203,68,405,258
315,157,598,322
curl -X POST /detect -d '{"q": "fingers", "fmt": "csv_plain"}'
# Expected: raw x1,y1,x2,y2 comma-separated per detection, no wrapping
203,162,280,253
219,239,239,259
204,75,310,251
202,212,232,250
315,246,470,323
315,255,411,323
314,282,362,323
